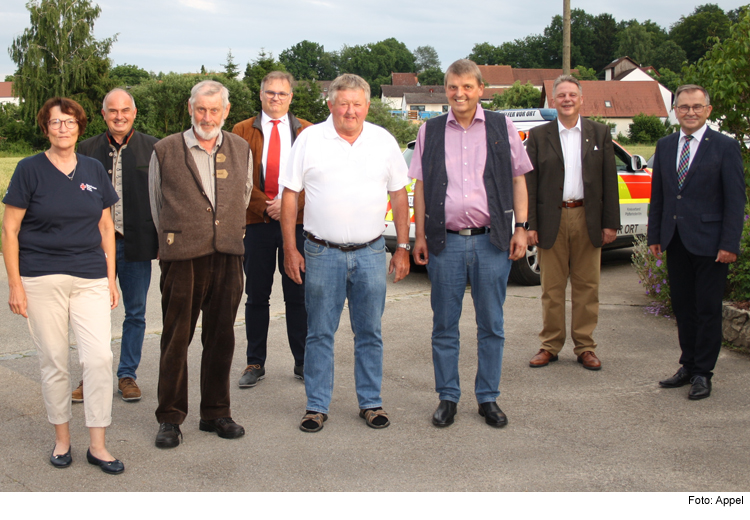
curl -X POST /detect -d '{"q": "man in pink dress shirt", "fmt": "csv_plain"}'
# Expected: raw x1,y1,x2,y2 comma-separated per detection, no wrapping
410,59,532,429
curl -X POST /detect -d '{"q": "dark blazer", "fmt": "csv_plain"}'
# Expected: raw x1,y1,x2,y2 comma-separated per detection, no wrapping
77,130,159,262
647,127,745,256
526,118,620,249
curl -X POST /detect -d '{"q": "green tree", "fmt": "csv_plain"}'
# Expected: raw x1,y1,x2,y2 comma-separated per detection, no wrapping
365,98,418,146
279,40,337,81
490,81,541,109
338,38,416,97
628,113,669,143
650,40,688,72
648,68,683,93
413,45,440,72
616,22,654,65
290,80,328,124
467,42,502,65
243,49,286,113
572,65,597,81
110,63,151,87
8,0,117,124
222,49,240,80
589,13,619,73
418,67,443,86
670,4,732,63
684,8,750,182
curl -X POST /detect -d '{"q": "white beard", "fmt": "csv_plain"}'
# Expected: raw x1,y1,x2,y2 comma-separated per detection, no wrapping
192,114,224,140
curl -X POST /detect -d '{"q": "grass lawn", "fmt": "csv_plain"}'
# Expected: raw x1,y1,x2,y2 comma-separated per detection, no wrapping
1,157,26,249
622,144,656,161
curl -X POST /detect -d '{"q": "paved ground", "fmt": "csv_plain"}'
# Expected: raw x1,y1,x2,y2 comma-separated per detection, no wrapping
0,248,749,493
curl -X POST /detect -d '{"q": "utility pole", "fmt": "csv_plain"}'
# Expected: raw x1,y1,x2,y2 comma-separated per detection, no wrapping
563,0,571,75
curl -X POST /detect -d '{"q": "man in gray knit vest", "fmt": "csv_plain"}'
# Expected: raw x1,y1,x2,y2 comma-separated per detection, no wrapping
148,80,253,448
410,60,531,429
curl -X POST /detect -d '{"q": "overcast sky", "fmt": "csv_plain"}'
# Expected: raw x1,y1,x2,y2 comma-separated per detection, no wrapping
1,0,747,81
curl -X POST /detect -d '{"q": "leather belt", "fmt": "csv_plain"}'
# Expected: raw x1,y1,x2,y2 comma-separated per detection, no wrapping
115,231,124,241
446,227,488,236
304,231,380,252
561,200,584,208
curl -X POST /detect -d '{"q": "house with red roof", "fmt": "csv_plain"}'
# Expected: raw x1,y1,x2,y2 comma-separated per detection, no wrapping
0,82,19,105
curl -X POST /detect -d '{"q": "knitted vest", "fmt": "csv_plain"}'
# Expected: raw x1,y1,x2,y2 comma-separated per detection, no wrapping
154,131,248,261
422,112,515,255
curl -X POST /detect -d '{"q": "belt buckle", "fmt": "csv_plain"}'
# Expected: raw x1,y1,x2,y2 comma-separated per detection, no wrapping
458,229,472,236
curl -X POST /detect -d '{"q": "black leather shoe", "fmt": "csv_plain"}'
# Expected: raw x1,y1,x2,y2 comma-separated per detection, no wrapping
478,401,508,428
432,400,457,427
155,423,182,449
199,417,245,439
659,366,691,388
49,444,72,468
86,449,124,475
688,375,712,400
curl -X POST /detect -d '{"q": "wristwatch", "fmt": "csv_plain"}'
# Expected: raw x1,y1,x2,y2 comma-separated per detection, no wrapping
515,221,529,230
397,243,411,251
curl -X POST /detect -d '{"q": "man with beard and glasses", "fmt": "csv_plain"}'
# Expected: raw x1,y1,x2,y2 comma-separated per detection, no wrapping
148,80,253,448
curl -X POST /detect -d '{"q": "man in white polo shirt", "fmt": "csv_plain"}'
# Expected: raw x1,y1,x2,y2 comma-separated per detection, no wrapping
280,73,410,433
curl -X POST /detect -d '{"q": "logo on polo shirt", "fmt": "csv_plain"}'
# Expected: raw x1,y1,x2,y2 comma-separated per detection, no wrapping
80,183,98,192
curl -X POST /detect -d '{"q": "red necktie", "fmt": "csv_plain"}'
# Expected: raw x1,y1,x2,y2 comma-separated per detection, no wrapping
265,120,281,199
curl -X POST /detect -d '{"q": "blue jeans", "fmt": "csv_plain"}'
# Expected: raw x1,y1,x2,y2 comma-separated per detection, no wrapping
427,232,512,404
116,240,152,380
303,236,387,414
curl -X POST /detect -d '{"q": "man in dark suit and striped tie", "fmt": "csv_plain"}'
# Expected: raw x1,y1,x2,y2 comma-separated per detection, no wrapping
648,84,745,400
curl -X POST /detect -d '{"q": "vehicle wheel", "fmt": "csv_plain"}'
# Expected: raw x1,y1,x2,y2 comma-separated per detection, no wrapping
509,245,540,286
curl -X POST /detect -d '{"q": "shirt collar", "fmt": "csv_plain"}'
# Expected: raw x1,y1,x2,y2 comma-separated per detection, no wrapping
446,106,485,128
322,114,369,142
680,123,708,143
106,128,134,149
261,111,289,125
184,127,223,152
557,116,581,133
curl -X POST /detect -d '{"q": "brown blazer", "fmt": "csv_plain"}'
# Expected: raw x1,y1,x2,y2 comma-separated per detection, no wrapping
232,113,313,225
525,118,620,249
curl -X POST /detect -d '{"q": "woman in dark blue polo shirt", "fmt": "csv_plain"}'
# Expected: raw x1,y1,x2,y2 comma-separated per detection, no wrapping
2,97,124,474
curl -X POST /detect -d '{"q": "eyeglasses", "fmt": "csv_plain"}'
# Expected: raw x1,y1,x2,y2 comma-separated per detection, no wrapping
48,119,79,129
263,90,290,100
674,105,708,115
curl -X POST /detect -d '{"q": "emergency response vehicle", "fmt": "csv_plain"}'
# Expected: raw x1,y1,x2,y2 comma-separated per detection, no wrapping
383,108,652,285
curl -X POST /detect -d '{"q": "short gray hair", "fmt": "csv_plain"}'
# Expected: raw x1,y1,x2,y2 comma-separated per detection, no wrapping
190,80,230,109
552,75,582,96
328,74,370,103
260,70,294,92
102,88,136,111
675,84,710,106
444,59,483,87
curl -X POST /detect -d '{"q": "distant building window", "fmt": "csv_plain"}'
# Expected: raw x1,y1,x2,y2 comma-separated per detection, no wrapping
410,105,425,111
604,101,612,108
442,105,449,112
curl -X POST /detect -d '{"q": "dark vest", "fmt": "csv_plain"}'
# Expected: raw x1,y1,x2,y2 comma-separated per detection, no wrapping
154,130,249,261
77,130,159,262
422,111,515,255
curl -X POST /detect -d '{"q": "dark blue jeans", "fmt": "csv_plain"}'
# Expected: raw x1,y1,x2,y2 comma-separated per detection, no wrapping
116,240,152,380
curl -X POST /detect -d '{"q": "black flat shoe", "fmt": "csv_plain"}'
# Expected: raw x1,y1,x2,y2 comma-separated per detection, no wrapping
50,445,72,468
432,400,457,427
86,449,124,475
478,401,508,428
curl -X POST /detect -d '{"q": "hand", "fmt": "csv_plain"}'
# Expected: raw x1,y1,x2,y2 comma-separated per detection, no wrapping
265,199,282,221
509,229,527,261
602,228,617,245
284,248,306,284
8,283,28,318
716,249,738,264
109,279,120,310
648,244,662,259
388,248,410,282
527,230,539,247
412,237,429,265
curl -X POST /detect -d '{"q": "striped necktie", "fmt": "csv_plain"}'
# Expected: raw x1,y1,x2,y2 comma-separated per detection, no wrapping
677,135,693,189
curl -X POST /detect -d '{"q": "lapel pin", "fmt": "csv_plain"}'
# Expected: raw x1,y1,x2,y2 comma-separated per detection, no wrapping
594,145,599,151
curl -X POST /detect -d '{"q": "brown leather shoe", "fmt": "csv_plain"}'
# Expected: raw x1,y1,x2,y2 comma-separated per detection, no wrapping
71,380,83,403
118,377,142,401
529,349,558,367
577,351,602,371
